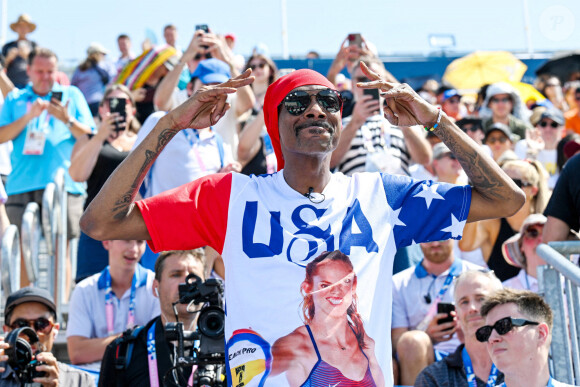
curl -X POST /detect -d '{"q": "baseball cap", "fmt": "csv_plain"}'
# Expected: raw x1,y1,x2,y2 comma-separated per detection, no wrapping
191,58,231,85
441,89,461,102
224,33,236,42
5,287,57,323
456,117,483,132
87,42,109,56
433,143,453,159
484,122,513,143
539,109,565,126
502,214,547,268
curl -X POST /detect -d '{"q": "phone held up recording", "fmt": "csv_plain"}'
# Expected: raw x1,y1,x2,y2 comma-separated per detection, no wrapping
348,33,362,48
108,97,126,132
51,91,63,103
196,24,209,33
437,302,455,325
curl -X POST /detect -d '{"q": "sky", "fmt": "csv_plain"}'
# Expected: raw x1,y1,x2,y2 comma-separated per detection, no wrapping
1,0,579,67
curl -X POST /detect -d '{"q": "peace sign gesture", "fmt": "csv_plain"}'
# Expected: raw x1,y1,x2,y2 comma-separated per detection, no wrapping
166,69,254,130
356,62,440,128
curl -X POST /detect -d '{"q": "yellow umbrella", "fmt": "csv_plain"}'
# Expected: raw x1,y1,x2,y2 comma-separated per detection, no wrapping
443,51,527,91
508,81,546,106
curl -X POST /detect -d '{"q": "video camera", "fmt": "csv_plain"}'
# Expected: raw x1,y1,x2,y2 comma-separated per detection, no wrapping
4,327,46,385
165,273,226,386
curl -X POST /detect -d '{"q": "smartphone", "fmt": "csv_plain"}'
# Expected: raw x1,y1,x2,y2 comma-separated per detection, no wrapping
51,91,63,102
195,24,209,33
108,97,126,131
348,33,362,48
363,88,380,101
437,302,455,325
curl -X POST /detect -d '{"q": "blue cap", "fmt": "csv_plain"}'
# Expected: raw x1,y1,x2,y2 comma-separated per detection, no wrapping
442,89,461,102
191,59,231,85
539,109,565,126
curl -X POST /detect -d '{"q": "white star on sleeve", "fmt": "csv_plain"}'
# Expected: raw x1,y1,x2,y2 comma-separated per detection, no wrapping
413,183,445,209
441,214,467,238
390,207,406,227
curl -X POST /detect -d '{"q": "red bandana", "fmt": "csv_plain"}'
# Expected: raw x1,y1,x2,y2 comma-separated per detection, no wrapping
263,69,337,171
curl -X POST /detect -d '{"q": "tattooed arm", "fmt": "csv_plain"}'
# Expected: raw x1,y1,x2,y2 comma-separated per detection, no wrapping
358,62,525,223
80,70,254,241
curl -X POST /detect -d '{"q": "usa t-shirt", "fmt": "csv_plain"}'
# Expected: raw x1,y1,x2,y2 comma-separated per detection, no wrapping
137,171,471,387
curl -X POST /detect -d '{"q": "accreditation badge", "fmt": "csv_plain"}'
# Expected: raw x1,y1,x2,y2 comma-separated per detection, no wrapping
23,128,46,155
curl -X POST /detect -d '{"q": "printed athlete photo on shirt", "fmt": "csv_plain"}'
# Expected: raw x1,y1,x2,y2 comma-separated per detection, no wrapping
269,251,383,386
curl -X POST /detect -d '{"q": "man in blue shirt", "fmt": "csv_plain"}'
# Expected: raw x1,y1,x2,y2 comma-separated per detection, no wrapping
0,47,94,242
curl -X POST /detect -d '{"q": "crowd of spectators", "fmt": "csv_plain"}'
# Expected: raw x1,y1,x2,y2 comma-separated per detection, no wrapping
0,12,579,387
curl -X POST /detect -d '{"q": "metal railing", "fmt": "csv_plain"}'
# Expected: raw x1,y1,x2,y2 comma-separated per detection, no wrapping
21,202,42,285
537,241,580,385
41,168,69,323
1,224,21,306
0,168,72,325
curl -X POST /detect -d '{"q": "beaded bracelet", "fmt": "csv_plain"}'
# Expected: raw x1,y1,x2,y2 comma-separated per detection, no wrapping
424,107,442,132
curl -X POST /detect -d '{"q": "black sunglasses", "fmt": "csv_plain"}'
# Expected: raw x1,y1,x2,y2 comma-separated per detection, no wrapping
194,53,212,61
281,89,343,116
10,317,55,334
512,178,532,188
436,153,457,160
250,63,266,70
524,227,542,239
486,136,508,144
476,316,539,342
491,97,511,103
538,121,559,128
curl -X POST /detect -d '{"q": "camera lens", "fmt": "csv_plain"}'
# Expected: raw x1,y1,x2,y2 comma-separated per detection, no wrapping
198,306,225,339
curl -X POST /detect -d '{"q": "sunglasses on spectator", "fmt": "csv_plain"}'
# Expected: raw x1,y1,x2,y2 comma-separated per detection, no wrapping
486,136,508,144
10,317,55,334
491,97,511,103
436,153,457,160
511,178,533,188
462,125,481,132
446,98,460,104
356,77,370,83
194,53,212,61
524,227,542,239
281,89,343,116
476,316,539,342
250,63,267,70
538,121,559,128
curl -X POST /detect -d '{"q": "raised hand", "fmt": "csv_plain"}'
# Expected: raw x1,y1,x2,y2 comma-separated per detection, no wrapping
29,98,49,118
425,312,457,343
166,69,254,130
96,112,122,140
34,352,60,386
47,99,71,125
357,62,439,128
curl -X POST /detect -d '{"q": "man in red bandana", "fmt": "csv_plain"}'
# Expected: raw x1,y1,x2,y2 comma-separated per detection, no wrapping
81,66,524,386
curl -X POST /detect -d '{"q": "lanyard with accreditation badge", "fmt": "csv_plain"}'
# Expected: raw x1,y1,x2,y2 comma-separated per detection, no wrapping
23,97,52,155
462,347,499,387
416,272,456,331
104,267,136,335
147,321,196,387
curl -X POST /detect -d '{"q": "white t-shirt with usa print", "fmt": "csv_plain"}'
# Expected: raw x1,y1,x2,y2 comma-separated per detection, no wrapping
137,170,471,387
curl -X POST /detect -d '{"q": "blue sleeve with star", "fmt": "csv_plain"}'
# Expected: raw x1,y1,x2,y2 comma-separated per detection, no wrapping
380,174,472,249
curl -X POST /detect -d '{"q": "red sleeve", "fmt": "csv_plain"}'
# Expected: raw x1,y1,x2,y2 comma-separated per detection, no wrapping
136,173,232,254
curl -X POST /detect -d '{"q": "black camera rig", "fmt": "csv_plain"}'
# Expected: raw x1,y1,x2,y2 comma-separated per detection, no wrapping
165,273,226,386
4,326,46,386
